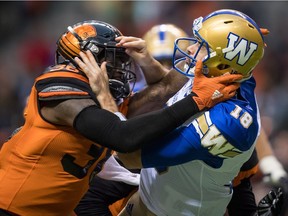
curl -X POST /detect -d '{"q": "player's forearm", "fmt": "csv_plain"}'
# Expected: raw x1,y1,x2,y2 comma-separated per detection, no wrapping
255,128,274,159
140,57,169,85
127,70,188,118
97,91,118,113
117,152,143,169
73,95,199,153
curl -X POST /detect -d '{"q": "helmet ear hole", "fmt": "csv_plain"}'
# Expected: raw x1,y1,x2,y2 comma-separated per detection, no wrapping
248,24,255,29
217,64,230,70
224,20,233,24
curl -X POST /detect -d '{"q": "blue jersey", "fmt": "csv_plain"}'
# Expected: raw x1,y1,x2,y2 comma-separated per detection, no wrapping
139,77,260,216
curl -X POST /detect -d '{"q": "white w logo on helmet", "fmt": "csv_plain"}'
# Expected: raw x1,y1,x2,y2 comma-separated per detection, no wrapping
225,33,258,66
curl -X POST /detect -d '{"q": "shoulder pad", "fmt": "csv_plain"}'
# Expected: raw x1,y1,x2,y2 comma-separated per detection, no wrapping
44,64,80,74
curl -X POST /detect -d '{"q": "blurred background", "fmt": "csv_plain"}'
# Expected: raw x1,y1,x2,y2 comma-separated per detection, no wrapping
0,0,287,211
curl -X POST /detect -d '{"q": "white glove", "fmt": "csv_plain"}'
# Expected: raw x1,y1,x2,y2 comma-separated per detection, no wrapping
97,155,140,186
259,155,288,186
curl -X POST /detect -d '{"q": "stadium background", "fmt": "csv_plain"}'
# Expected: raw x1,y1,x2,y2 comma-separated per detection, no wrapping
0,1,287,212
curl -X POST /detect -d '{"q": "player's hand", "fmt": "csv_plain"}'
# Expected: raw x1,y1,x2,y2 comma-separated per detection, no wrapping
191,61,243,110
75,50,110,96
257,188,284,216
260,28,270,36
116,36,154,67
263,170,288,189
259,155,288,188
75,51,118,112
260,28,269,47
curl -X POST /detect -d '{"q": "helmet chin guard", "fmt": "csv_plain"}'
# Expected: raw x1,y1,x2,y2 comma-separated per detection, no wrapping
106,63,136,100
109,79,131,100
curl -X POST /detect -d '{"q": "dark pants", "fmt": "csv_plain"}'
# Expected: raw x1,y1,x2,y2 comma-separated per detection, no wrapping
227,177,257,216
0,209,16,216
74,175,139,216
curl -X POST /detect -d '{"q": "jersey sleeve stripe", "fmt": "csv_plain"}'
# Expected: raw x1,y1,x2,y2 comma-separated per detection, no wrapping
35,72,96,102
39,91,89,98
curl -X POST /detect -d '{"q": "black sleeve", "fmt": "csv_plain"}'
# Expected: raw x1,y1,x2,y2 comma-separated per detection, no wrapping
74,162,139,216
74,175,138,216
73,93,199,153
240,149,259,171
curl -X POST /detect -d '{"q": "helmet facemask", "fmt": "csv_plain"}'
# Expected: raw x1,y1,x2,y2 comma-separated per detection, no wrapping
172,36,210,77
104,48,136,100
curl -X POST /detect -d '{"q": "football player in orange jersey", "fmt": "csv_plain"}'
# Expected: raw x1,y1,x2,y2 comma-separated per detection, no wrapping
0,20,242,216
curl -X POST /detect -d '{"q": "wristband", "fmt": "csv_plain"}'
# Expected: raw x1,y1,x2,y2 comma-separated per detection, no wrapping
114,112,127,121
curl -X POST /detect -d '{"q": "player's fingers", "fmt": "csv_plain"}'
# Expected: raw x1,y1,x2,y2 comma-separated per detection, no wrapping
226,89,237,98
216,73,243,83
78,51,94,71
226,82,241,93
120,40,146,50
116,36,145,49
79,51,100,72
115,36,123,42
260,28,270,36
85,50,98,69
116,36,142,43
79,51,89,63
193,60,203,78
74,56,90,75
116,36,131,45
101,61,107,69
219,83,241,99
229,91,237,98
100,62,109,80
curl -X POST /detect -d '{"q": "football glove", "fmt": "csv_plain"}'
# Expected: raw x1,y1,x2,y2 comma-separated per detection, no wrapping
257,188,284,216
260,28,270,36
191,60,243,110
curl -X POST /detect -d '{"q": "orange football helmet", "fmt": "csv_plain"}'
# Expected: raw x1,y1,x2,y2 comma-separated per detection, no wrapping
56,20,136,99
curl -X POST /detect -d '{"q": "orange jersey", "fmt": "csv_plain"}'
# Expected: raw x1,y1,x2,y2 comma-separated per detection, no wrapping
0,65,112,216
233,149,259,187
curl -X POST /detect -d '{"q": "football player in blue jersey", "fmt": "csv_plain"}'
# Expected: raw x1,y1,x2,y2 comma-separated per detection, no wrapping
113,9,275,216
141,24,287,216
